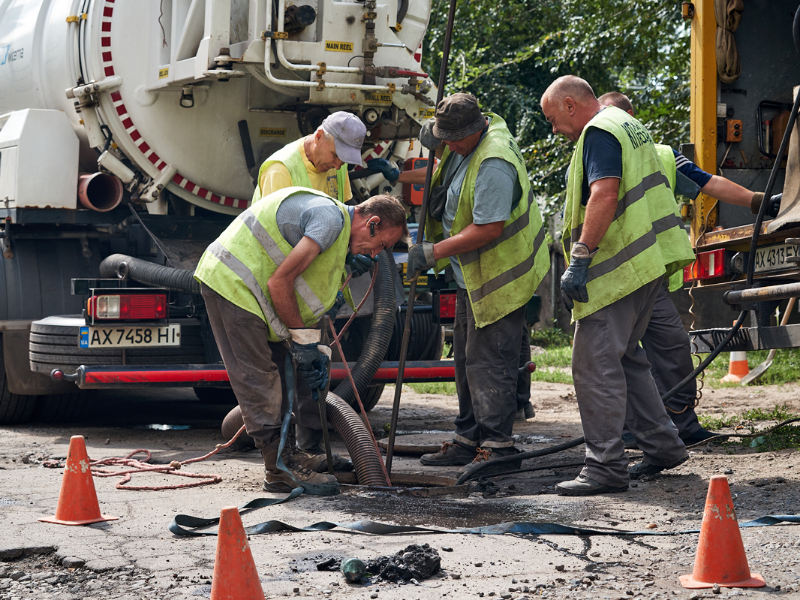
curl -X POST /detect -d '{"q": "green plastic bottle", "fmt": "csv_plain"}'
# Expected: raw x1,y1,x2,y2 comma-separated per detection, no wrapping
340,557,366,582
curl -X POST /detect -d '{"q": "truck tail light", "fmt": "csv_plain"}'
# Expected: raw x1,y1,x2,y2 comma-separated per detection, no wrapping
433,290,457,323
87,294,167,320
684,249,726,282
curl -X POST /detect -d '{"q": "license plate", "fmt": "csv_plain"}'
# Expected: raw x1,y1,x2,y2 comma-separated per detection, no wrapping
78,324,180,348
754,243,800,273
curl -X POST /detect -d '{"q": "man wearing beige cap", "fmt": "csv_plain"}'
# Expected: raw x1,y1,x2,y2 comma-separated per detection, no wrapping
253,111,366,203
408,93,549,474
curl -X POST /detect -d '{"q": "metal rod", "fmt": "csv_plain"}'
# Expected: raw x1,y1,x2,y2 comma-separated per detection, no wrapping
318,316,336,477
724,281,800,304
385,0,459,475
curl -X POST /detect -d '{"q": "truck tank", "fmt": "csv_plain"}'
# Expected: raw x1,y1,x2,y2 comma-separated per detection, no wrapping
0,0,434,214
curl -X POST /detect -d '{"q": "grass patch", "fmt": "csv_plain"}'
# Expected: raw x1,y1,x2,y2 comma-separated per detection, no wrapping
697,404,800,452
531,369,573,385
530,326,573,348
533,345,572,369
405,382,456,395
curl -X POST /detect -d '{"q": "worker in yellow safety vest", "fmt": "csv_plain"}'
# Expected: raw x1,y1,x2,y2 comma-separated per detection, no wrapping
253,111,365,204
406,93,550,474
541,76,695,496
597,92,775,451
195,187,408,494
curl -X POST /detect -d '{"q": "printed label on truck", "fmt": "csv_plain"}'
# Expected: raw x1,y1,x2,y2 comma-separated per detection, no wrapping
423,108,436,118
260,128,287,137
325,41,353,52
79,324,181,348
158,67,169,79
364,92,393,104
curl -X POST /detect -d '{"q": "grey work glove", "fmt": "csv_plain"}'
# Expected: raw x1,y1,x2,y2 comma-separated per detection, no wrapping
560,243,597,310
288,329,331,397
419,119,440,150
366,158,401,182
326,291,346,320
406,241,436,281
346,252,378,277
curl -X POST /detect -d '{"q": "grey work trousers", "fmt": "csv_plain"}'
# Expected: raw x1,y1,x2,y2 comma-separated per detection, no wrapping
453,288,526,448
516,323,532,410
201,284,321,452
641,285,702,439
572,277,688,487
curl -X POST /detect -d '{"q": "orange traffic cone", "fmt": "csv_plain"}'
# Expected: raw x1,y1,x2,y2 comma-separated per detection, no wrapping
721,351,750,383
680,476,765,589
210,507,265,600
39,435,118,526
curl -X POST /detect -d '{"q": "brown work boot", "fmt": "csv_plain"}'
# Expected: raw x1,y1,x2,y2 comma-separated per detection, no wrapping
419,441,477,466
296,448,354,473
460,446,522,476
262,445,339,496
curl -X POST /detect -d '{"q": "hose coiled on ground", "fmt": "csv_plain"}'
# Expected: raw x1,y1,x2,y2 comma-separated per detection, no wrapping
99,254,200,294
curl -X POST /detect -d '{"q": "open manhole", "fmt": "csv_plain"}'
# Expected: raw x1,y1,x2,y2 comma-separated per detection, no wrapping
335,472,467,497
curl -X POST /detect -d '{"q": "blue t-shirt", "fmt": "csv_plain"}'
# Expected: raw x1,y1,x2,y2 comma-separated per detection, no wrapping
275,193,345,251
673,149,712,187
441,130,522,288
579,127,622,205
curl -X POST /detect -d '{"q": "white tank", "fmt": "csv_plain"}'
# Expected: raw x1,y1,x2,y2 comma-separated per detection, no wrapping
0,0,433,214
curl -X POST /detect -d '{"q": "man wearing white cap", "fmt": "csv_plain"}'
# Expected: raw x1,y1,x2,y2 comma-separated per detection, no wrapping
253,111,367,203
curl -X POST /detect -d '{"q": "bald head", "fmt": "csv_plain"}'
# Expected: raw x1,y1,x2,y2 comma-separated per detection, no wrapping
598,92,635,116
541,76,596,106
540,76,601,142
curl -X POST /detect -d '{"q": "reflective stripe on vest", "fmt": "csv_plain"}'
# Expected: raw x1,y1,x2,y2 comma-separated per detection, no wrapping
561,106,694,320
470,227,547,303
236,210,326,316
254,140,347,203
205,240,290,340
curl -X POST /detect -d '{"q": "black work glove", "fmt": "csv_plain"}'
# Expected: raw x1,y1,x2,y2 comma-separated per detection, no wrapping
288,329,331,397
346,252,378,277
751,192,783,218
560,243,597,310
366,158,401,182
406,242,436,281
326,291,346,320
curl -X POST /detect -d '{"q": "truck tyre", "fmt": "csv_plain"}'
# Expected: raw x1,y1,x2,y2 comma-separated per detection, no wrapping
29,316,206,375
34,391,93,423
0,340,38,424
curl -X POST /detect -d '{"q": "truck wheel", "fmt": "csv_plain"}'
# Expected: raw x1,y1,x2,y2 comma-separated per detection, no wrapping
34,391,93,423
0,337,38,424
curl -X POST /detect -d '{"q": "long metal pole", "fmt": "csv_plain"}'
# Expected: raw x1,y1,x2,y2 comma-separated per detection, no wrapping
385,0,459,475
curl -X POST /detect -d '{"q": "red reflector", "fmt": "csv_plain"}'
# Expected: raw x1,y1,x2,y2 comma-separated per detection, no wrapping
438,292,457,319
684,249,725,282
89,294,167,320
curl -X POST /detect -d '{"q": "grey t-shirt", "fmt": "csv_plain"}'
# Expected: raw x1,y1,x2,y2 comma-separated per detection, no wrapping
441,129,522,288
275,193,348,251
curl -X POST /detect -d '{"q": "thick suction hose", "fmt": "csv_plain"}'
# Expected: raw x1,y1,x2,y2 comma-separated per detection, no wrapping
100,253,200,294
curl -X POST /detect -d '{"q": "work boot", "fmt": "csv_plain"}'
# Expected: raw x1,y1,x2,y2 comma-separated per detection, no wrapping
515,401,536,422
555,474,628,496
460,446,522,476
681,428,724,446
419,441,477,466
628,455,688,480
262,445,339,496
297,447,354,473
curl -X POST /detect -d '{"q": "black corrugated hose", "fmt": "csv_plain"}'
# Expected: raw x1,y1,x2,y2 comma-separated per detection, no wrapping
99,253,201,294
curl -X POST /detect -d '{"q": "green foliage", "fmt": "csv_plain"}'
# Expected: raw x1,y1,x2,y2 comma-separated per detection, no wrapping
698,404,800,452
422,0,690,221
405,382,457,395
530,324,573,348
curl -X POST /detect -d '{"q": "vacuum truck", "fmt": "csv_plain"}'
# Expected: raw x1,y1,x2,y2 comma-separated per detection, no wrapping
0,0,452,424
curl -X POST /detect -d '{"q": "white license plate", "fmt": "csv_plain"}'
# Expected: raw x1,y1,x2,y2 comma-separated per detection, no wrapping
754,243,800,273
78,324,180,349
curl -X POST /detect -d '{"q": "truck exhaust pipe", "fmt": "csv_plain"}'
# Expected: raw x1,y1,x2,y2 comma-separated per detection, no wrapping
78,173,123,212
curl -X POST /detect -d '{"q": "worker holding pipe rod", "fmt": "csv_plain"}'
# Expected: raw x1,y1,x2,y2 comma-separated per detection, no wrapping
406,93,549,475
194,186,407,494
